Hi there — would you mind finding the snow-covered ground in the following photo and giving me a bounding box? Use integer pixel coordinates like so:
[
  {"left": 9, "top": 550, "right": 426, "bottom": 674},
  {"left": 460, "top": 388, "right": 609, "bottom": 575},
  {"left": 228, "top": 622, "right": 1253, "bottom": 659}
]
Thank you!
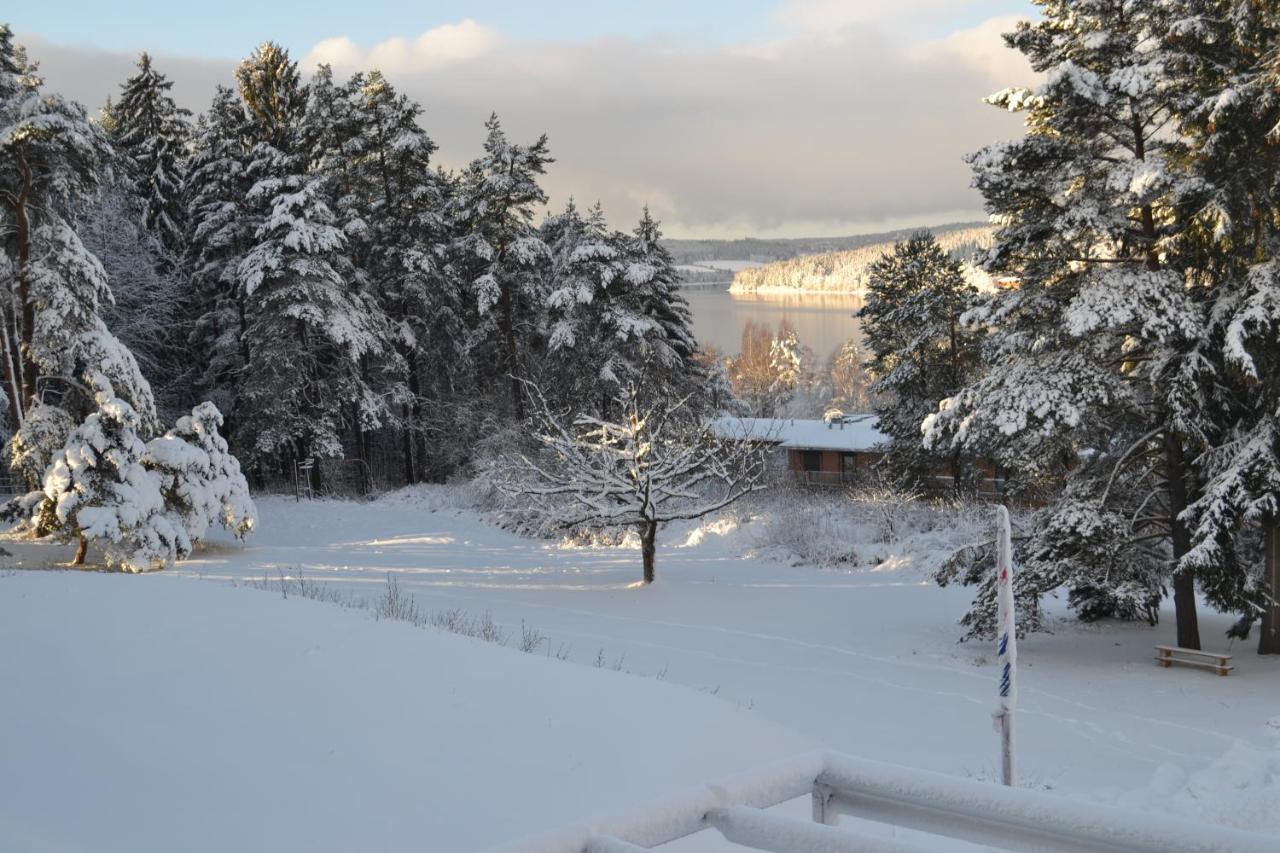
[
  {"left": 4, "top": 487, "right": 1279, "bottom": 849},
  {"left": 0, "top": 568, "right": 811, "bottom": 852}
]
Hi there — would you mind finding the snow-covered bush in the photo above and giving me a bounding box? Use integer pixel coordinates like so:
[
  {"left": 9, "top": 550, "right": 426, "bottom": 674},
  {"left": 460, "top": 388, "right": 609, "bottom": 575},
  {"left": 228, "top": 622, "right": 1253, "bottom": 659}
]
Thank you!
[
  {"left": 753, "top": 483, "right": 988, "bottom": 574},
  {"left": 34, "top": 374, "right": 189, "bottom": 571},
  {"left": 144, "top": 401, "right": 257, "bottom": 541},
  {"left": 6, "top": 404, "right": 75, "bottom": 492}
]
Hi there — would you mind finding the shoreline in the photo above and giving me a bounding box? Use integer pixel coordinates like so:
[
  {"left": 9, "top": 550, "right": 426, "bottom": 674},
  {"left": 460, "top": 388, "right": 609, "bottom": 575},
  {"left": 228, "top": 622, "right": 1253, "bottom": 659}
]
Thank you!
[{"left": 724, "top": 285, "right": 869, "bottom": 297}]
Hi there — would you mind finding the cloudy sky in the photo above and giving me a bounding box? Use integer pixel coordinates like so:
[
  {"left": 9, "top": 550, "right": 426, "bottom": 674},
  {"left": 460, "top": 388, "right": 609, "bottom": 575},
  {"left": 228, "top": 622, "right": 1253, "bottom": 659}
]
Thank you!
[{"left": 10, "top": 1, "right": 1035, "bottom": 239}]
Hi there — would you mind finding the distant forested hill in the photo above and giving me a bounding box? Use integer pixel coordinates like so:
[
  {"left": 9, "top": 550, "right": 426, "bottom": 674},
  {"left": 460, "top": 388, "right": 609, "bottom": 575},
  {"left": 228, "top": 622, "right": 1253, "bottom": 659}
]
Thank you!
[
  {"left": 663, "top": 222, "right": 990, "bottom": 266},
  {"left": 727, "top": 225, "right": 994, "bottom": 294}
]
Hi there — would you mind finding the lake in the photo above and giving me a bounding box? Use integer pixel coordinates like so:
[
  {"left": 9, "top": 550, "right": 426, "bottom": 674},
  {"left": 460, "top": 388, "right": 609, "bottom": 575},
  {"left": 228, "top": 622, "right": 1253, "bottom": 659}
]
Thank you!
[{"left": 682, "top": 287, "right": 864, "bottom": 359}]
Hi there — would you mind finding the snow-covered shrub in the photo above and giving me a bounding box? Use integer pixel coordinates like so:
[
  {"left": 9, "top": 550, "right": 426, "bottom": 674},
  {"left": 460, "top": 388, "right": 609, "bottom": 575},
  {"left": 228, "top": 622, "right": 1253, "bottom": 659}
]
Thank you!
[
  {"left": 35, "top": 374, "right": 189, "bottom": 571},
  {"left": 6, "top": 404, "right": 75, "bottom": 492},
  {"left": 754, "top": 483, "right": 987, "bottom": 574},
  {"left": 145, "top": 401, "right": 257, "bottom": 541}
]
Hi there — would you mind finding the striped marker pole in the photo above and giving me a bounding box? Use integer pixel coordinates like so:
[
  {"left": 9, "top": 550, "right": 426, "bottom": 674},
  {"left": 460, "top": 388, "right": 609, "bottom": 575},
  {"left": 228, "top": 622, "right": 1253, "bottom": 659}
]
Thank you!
[{"left": 995, "top": 505, "right": 1017, "bottom": 787}]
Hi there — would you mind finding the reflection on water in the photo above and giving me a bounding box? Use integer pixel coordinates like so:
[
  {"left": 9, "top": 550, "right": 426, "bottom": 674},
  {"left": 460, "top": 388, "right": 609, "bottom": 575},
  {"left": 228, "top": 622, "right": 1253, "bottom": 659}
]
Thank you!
[{"left": 682, "top": 287, "right": 864, "bottom": 359}]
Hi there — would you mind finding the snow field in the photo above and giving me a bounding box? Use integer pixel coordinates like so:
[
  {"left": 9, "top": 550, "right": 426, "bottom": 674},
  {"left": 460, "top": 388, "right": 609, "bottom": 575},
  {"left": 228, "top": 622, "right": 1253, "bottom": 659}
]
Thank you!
[
  {"left": 4, "top": 486, "right": 1280, "bottom": 848},
  {"left": 0, "top": 569, "right": 812, "bottom": 852}
]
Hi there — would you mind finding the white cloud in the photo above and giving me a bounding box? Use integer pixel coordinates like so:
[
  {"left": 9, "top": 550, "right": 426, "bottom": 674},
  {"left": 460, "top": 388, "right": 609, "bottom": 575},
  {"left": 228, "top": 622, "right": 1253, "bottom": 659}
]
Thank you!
[
  {"left": 21, "top": 12, "right": 1034, "bottom": 239},
  {"left": 776, "top": 0, "right": 986, "bottom": 33},
  {"left": 908, "top": 15, "right": 1032, "bottom": 85},
  {"left": 303, "top": 19, "right": 501, "bottom": 74}
]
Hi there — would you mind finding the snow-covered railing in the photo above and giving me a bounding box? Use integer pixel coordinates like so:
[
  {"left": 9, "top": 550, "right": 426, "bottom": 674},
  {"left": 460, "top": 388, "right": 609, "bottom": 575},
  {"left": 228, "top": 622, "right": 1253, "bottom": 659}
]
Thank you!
[{"left": 483, "top": 750, "right": 1273, "bottom": 853}]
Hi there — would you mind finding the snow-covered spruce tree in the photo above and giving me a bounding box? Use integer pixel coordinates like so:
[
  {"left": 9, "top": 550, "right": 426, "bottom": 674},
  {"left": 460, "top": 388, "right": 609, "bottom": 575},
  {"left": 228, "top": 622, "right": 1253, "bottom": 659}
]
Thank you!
[
  {"left": 617, "top": 208, "right": 702, "bottom": 400},
  {"left": 236, "top": 164, "right": 392, "bottom": 468},
  {"left": 1167, "top": 1, "right": 1280, "bottom": 652},
  {"left": 543, "top": 201, "right": 636, "bottom": 415},
  {"left": 295, "top": 65, "right": 404, "bottom": 484},
  {"left": 450, "top": 114, "right": 553, "bottom": 422},
  {"left": 232, "top": 44, "right": 394, "bottom": 475},
  {"left": 145, "top": 401, "right": 256, "bottom": 542},
  {"left": 491, "top": 385, "right": 767, "bottom": 584},
  {"left": 35, "top": 374, "right": 186, "bottom": 570},
  {"left": 108, "top": 52, "right": 191, "bottom": 260},
  {"left": 859, "top": 230, "right": 984, "bottom": 493},
  {"left": 768, "top": 326, "right": 803, "bottom": 414},
  {"left": 923, "top": 2, "right": 1219, "bottom": 643},
  {"left": 185, "top": 85, "right": 253, "bottom": 424}
]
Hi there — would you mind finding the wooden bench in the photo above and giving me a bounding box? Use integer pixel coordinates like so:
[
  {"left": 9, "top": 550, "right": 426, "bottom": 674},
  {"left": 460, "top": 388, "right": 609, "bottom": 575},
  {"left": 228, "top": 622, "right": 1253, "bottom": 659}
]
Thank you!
[{"left": 1155, "top": 645, "right": 1233, "bottom": 676}]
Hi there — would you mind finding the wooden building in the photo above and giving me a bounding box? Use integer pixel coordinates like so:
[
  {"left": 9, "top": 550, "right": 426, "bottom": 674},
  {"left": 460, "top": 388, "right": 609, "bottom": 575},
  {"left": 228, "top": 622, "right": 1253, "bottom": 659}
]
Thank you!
[
  {"left": 712, "top": 415, "right": 889, "bottom": 487},
  {"left": 713, "top": 414, "right": 1006, "bottom": 496}
]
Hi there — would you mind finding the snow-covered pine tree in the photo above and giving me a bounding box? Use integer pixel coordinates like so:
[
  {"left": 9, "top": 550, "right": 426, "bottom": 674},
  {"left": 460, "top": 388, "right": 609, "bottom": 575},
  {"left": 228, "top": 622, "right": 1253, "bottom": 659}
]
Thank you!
[
  {"left": 235, "top": 42, "right": 304, "bottom": 152},
  {"left": 302, "top": 67, "right": 464, "bottom": 484},
  {"left": 108, "top": 52, "right": 191, "bottom": 261},
  {"left": 859, "top": 230, "right": 983, "bottom": 493},
  {"left": 348, "top": 71, "right": 459, "bottom": 482},
  {"left": 145, "top": 401, "right": 257, "bottom": 542},
  {"left": 35, "top": 373, "right": 187, "bottom": 570},
  {"left": 185, "top": 85, "right": 253, "bottom": 424},
  {"left": 450, "top": 114, "right": 553, "bottom": 421},
  {"left": 27, "top": 221, "right": 160, "bottom": 430},
  {"left": 232, "top": 43, "right": 393, "bottom": 475},
  {"left": 923, "top": 2, "right": 1219, "bottom": 642},
  {"left": 1165, "top": 0, "right": 1280, "bottom": 652},
  {"left": 1, "top": 25, "right": 159, "bottom": 493},
  {"left": 296, "top": 65, "right": 402, "bottom": 483}
]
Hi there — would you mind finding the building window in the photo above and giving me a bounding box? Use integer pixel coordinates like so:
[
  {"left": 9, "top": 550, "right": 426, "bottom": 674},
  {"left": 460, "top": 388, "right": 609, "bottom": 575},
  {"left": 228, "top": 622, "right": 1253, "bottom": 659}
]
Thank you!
[{"left": 802, "top": 450, "right": 822, "bottom": 472}]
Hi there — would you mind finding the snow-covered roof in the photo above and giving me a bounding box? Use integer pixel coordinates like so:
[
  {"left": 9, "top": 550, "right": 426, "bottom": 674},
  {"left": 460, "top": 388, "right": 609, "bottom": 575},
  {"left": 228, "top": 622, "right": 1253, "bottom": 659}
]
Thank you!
[{"left": 712, "top": 415, "right": 888, "bottom": 452}]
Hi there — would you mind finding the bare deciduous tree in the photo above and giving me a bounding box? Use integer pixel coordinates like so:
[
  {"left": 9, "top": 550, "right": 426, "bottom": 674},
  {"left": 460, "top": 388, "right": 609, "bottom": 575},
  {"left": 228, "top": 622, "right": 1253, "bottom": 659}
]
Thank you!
[{"left": 492, "top": 385, "right": 767, "bottom": 584}]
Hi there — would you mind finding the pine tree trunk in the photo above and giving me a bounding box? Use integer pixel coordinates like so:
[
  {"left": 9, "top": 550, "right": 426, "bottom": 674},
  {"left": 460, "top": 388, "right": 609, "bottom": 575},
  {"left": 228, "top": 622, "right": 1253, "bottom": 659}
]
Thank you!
[
  {"left": 404, "top": 349, "right": 424, "bottom": 484},
  {"left": 350, "top": 401, "right": 369, "bottom": 495},
  {"left": 73, "top": 534, "right": 88, "bottom": 566},
  {"left": 497, "top": 281, "right": 524, "bottom": 421},
  {"left": 1260, "top": 525, "right": 1280, "bottom": 655},
  {"left": 0, "top": 309, "right": 23, "bottom": 435},
  {"left": 1164, "top": 432, "right": 1201, "bottom": 650},
  {"left": 399, "top": 402, "right": 417, "bottom": 487},
  {"left": 640, "top": 520, "right": 658, "bottom": 585},
  {"left": 13, "top": 147, "right": 35, "bottom": 413}
]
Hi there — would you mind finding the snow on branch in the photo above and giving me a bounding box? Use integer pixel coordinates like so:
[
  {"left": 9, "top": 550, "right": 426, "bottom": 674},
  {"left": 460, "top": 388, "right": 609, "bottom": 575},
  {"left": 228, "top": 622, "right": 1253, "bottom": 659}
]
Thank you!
[{"left": 487, "top": 383, "right": 769, "bottom": 583}]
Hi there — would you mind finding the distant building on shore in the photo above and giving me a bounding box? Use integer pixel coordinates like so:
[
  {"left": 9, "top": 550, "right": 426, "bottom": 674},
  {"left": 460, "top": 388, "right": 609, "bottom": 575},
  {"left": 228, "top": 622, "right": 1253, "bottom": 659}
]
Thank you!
[{"left": 712, "top": 414, "right": 1005, "bottom": 496}]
